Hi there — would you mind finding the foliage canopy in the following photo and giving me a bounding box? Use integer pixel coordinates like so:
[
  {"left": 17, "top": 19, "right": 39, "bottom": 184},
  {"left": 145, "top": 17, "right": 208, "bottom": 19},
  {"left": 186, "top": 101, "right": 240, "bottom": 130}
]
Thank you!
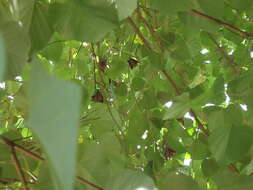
[{"left": 1, "top": 0, "right": 253, "bottom": 190}]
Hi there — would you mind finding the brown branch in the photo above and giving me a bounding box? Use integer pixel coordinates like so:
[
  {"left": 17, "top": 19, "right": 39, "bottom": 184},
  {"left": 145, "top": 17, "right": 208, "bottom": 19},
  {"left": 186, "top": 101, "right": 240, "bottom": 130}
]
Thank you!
[
  {"left": 0, "top": 136, "right": 45, "bottom": 162},
  {"left": 127, "top": 17, "right": 152, "bottom": 50},
  {"left": 76, "top": 176, "right": 103, "bottom": 190},
  {"left": 128, "top": 13, "right": 209, "bottom": 136},
  {"left": 0, "top": 136, "right": 102, "bottom": 190},
  {"left": 189, "top": 9, "right": 253, "bottom": 38},
  {"left": 207, "top": 33, "right": 239, "bottom": 74},
  {"left": 161, "top": 70, "right": 181, "bottom": 95},
  {"left": 161, "top": 70, "right": 209, "bottom": 136},
  {"left": 10, "top": 147, "right": 29, "bottom": 190},
  {"left": 133, "top": 6, "right": 239, "bottom": 174},
  {"left": 0, "top": 178, "right": 19, "bottom": 184},
  {"left": 228, "top": 163, "right": 239, "bottom": 174}
]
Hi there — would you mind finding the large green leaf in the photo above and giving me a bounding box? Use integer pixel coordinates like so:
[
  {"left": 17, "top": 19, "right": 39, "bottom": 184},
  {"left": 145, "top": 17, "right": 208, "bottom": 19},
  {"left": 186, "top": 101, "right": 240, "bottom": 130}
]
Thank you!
[
  {"left": 213, "top": 169, "right": 253, "bottom": 190},
  {"left": 28, "top": 2, "right": 53, "bottom": 53},
  {"left": 0, "top": 34, "right": 5, "bottom": 81},
  {"left": 116, "top": 0, "right": 137, "bottom": 20},
  {"left": 157, "top": 172, "right": 202, "bottom": 190},
  {"left": 12, "top": 0, "right": 35, "bottom": 30},
  {"left": 163, "top": 93, "right": 191, "bottom": 120},
  {"left": 28, "top": 63, "right": 81, "bottom": 190},
  {"left": 53, "top": 0, "right": 119, "bottom": 42},
  {"left": 209, "top": 124, "right": 253, "bottom": 165},
  {"left": 0, "top": 1, "right": 13, "bottom": 23},
  {"left": 196, "top": 0, "right": 225, "bottom": 19},
  {"left": 0, "top": 21, "right": 30, "bottom": 78},
  {"left": 79, "top": 133, "right": 126, "bottom": 186},
  {"left": 151, "top": 0, "right": 194, "bottom": 15},
  {"left": 105, "top": 169, "right": 157, "bottom": 190},
  {"left": 178, "top": 12, "right": 219, "bottom": 39}
]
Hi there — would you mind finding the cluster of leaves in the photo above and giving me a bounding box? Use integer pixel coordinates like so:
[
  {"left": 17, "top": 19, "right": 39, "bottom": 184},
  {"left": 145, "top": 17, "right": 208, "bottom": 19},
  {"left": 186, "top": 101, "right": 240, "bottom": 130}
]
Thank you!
[{"left": 1, "top": 0, "right": 253, "bottom": 190}]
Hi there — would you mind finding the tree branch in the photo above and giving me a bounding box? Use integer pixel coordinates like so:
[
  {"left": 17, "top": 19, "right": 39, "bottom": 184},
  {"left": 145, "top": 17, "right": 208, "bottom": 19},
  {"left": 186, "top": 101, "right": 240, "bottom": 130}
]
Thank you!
[
  {"left": 0, "top": 136, "right": 44, "bottom": 162},
  {"left": 137, "top": 9, "right": 163, "bottom": 49},
  {"left": 161, "top": 70, "right": 209, "bottom": 136},
  {"left": 10, "top": 146, "right": 29, "bottom": 190},
  {"left": 189, "top": 9, "right": 253, "bottom": 39},
  {"left": 0, "top": 136, "right": 103, "bottom": 190},
  {"left": 127, "top": 17, "right": 152, "bottom": 50},
  {"left": 161, "top": 70, "right": 181, "bottom": 96},
  {"left": 127, "top": 15, "right": 209, "bottom": 136}
]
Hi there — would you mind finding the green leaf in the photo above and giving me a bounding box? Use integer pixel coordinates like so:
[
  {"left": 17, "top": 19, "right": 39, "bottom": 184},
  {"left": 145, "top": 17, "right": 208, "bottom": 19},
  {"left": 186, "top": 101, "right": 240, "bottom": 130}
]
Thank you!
[
  {"left": 105, "top": 169, "right": 157, "bottom": 190},
  {"left": 107, "top": 58, "right": 128, "bottom": 80},
  {"left": 28, "top": 63, "right": 81, "bottom": 190},
  {"left": 209, "top": 125, "right": 253, "bottom": 165},
  {"left": 9, "top": 0, "right": 35, "bottom": 33},
  {"left": 0, "top": 34, "right": 5, "bottom": 81},
  {"left": 116, "top": 0, "right": 137, "bottom": 20},
  {"left": 152, "top": 0, "right": 194, "bottom": 15},
  {"left": 213, "top": 169, "right": 253, "bottom": 190},
  {"left": 201, "top": 158, "right": 220, "bottom": 178},
  {"left": 163, "top": 93, "right": 191, "bottom": 120},
  {"left": 196, "top": 0, "right": 225, "bottom": 19},
  {"left": 191, "top": 139, "right": 210, "bottom": 160},
  {"left": 157, "top": 172, "right": 202, "bottom": 190},
  {"left": 131, "top": 77, "right": 146, "bottom": 91},
  {"left": 0, "top": 21, "right": 30, "bottom": 79},
  {"left": 126, "top": 110, "right": 148, "bottom": 146},
  {"left": 79, "top": 133, "right": 126, "bottom": 186},
  {"left": 34, "top": 164, "right": 57, "bottom": 190},
  {"left": 178, "top": 12, "right": 219, "bottom": 39},
  {"left": 53, "top": 0, "right": 119, "bottom": 42},
  {"left": 28, "top": 2, "right": 53, "bottom": 53}
]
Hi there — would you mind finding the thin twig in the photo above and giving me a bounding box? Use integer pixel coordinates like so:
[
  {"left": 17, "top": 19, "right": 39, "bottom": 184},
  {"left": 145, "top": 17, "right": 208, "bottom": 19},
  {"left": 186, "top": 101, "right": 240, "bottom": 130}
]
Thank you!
[
  {"left": 127, "top": 17, "right": 152, "bottom": 50},
  {"left": 45, "top": 40, "right": 66, "bottom": 47},
  {"left": 76, "top": 42, "right": 84, "bottom": 56},
  {"left": 91, "top": 44, "right": 97, "bottom": 91},
  {"left": 10, "top": 146, "right": 29, "bottom": 190},
  {"left": 189, "top": 9, "right": 253, "bottom": 38},
  {"left": 76, "top": 176, "right": 103, "bottom": 190}
]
